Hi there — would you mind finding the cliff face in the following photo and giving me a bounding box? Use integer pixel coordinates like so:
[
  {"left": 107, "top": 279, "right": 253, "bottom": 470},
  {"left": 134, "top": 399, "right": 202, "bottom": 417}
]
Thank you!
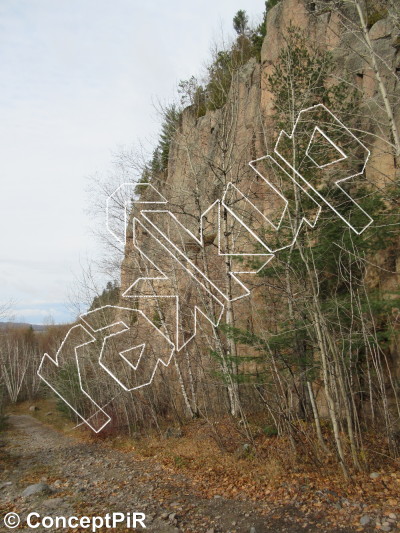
[
  {"left": 120, "top": 0, "right": 400, "bottom": 419},
  {"left": 122, "top": 0, "right": 399, "bottom": 296},
  {"left": 128, "top": 0, "right": 399, "bottom": 228}
]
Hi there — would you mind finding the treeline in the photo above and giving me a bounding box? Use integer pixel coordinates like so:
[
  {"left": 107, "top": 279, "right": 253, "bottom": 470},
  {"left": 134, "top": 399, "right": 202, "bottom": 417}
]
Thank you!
[
  {"left": 5, "top": 0, "right": 400, "bottom": 479},
  {"left": 0, "top": 325, "right": 69, "bottom": 411},
  {"left": 102, "top": 0, "right": 399, "bottom": 477}
]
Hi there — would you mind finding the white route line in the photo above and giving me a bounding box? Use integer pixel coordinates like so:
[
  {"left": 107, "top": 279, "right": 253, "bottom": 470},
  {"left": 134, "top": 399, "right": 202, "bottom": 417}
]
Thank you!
[
  {"left": 273, "top": 103, "right": 373, "bottom": 235},
  {"left": 80, "top": 305, "right": 175, "bottom": 391},
  {"left": 106, "top": 183, "right": 167, "bottom": 246},
  {"left": 123, "top": 216, "right": 225, "bottom": 352},
  {"left": 37, "top": 324, "right": 111, "bottom": 433},
  {"left": 39, "top": 104, "right": 374, "bottom": 432}
]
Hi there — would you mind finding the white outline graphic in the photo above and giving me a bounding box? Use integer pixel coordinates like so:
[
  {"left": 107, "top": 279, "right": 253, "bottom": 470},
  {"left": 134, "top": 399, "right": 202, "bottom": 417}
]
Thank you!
[
  {"left": 273, "top": 104, "right": 373, "bottom": 235},
  {"left": 106, "top": 183, "right": 167, "bottom": 245},
  {"left": 38, "top": 104, "right": 374, "bottom": 432},
  {"left": 229, "top": 158, "right": 322, "bottom": 254},
  {"left": 81, "top": 305, "right": 175, "bottom": 391},
  {"left": 37, "top": 324, "right": 112, "bottom": 433},
  {"left": 122, "top": 216, "right": 225, "bottom": 352},
  {"left": 305, "top": 126, "right": 347, "bottom": 168}
]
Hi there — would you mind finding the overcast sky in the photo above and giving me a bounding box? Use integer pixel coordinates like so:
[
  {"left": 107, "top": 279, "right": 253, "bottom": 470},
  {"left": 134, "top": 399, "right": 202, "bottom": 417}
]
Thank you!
[{"left": 0, "top": 0, "right": 264, "bottom": 324}]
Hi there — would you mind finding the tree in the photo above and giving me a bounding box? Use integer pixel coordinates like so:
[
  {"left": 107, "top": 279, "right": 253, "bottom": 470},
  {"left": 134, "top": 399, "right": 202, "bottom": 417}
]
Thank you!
[
  {"left": 233, "top": 10, "right": 249, "bottom": 36},
  {"left": 158, "top": 104, "right": 182, "bottom": 171}
]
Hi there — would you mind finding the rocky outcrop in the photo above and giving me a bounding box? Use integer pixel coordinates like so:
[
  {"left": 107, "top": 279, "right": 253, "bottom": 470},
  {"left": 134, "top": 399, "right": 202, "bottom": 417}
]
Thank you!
[{"left": 120, "top": 0, "right": 400, "bottom": 413}]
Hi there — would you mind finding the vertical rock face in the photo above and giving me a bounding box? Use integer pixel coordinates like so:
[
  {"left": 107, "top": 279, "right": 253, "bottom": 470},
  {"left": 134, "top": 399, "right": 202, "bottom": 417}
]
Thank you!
[
  {"left": 120, "top": 0, "right": 400, "bottom": 406},
  {"left": 122, "top": 0, "right": 399, "bottom": 286},
  {"left": 158, "top": 0, "right": 397, "bottom": 204}
]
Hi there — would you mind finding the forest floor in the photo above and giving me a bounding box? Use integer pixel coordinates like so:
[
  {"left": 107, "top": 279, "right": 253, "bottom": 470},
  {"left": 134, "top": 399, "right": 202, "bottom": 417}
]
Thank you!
[{"left": 0, "top": 405, "right": 399, "bottom": 532}]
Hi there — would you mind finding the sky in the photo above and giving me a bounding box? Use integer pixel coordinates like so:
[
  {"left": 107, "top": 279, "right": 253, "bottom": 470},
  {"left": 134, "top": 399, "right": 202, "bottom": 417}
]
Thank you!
[{"left": 0, "top": 0, "right": 265, "bottom": 324}]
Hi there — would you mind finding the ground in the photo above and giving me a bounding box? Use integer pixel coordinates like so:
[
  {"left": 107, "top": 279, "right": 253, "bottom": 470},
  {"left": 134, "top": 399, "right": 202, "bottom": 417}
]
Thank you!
[{"left": 0, "top": 409, "right": 398, "bottom": 532}]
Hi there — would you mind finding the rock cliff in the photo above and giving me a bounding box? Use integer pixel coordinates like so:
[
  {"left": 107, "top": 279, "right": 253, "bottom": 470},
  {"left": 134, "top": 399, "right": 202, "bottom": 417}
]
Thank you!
[{"left": 119, "top": 0, "right": 400, "bottom": 425}]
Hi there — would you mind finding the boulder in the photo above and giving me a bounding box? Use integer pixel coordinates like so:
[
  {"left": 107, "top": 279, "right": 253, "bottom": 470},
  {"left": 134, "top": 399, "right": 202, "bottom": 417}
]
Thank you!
[
  {"left": 369, "top": 19, "right": 392, "bottom": 41},
  {"left": 22, "top": 482, "right": 51, "bottom": 498}
]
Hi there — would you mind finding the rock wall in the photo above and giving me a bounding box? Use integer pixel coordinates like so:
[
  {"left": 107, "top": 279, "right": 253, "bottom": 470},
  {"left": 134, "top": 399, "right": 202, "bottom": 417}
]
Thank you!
[{"left": 120, "top": 0, "right": 400, "bottom": 413}]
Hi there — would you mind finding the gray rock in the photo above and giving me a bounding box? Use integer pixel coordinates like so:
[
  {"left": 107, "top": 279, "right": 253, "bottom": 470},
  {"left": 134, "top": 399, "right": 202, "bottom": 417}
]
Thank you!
[
  {"left": 0, "top": 482, "right": 12, "bottom": 489},
  {"left": 206, "top": 529, "right": 215, "bottom": 533},
  {"left": 360, "top": 515, "right": 372, "bottom": 526},
  {"left": 22, "top": 482, "right": 51, "bottom": 498},
  {"left": 45, "top": 412, "right": 53, "bottom": 416},
  {"left": 389, "top": 513, "right": 397, "bottom": 520},
  {"left": 29, "top": 406, "right": 39, "bottom": 412},
  {"left": 42, "top": 498, "right": 64, "bottom": 508},
  {"left": 250, "top": 528, "right": 257, "bottom": 533},
  {"left": 370, "top": 472, "right": 380, "bottom": 479},
  {"left": 369, "top": 19, "right": 392, "bottom": 41},
  {"left": 381, "top": 526, "right": 391, "bottom": 532}
]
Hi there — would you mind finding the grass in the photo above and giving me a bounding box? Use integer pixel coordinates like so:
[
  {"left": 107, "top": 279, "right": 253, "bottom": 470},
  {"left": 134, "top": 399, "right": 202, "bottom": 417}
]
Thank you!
[{"left": 6, "top": 398, "right": 85, "bottom": 434}]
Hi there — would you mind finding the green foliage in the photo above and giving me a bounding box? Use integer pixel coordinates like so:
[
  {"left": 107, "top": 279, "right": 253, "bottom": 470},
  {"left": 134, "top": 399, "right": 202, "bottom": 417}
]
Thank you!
[
  {"left": 251, "top": 5, "right": 267, "bottom": 60},
  {"left": 176, "top": 3, "right": 280, "bottom": 118},
  {"left": 185, "top": 5, "right": 274, "bottom": 113},
  {"left": 206, "top": 50, "right": 235, "bottom": 111},
  {"left": 233, "top": 10, "right": 249, "bottom": 35},
  {"left": 251, "top": 0, "right": 282, "bottom": 59},
  {"left": 216, "top": 26, "right": 400, "bottom": 416},
  {"left": 268, "top": 26, "right": 353, "bottom": 130},
  {"left": 54, "top": 363, "right": 84, "bottom": 421},
  {"left": 178, "top": 76, "right": 207, "bottom": 118},
  {"left": 206, "top": 36, "right": 255, "bottom": 111},
  {"left": 367, "top": 8, "right": 388, "bottom": 28},
  {"left": 267, "top": 0, "right": 281, "bottom": 8},
  {"left": 144, "top": 2, "right": 276, "bottom": 182},
  {"left": 134, "top": 171, "right": 150, "bottom": 195},
  {"left": 173, "top": 454, "right": 189, "bottom": 468},
  {"left": 159, "top": 104, "right": 181, "bottom": 171},
  {"left": 263, "top": 424, "right": 278, "bottom": 437},
  {"left": 365, "top": 0, "right": 388, "bottom": 28},
  {"left": 143, "top": 104, "right": 182, "bottom": 180},
  {"left": 152, "top": 309, "right": 164, "bottom": 329},
  {"left": 89, "top": 280, "right": 120, "bottom": 311}
]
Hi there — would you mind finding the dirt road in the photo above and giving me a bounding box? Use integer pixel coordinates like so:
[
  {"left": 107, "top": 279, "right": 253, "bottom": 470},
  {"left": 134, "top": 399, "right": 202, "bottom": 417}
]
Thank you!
[{"left": 0, "top": 415, "right": 359, "bottom": 532}]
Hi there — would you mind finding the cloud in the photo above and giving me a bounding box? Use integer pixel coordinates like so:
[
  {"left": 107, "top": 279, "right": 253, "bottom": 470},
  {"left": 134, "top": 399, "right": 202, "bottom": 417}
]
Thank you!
[{"left": 0, "top": 0, "right": 263, "bottom": 323}]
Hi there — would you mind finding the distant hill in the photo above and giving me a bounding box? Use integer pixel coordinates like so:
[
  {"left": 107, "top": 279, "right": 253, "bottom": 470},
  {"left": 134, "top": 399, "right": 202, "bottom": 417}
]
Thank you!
[{"left": 0, "top": 322, "right": 48, "bottom": 331}]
